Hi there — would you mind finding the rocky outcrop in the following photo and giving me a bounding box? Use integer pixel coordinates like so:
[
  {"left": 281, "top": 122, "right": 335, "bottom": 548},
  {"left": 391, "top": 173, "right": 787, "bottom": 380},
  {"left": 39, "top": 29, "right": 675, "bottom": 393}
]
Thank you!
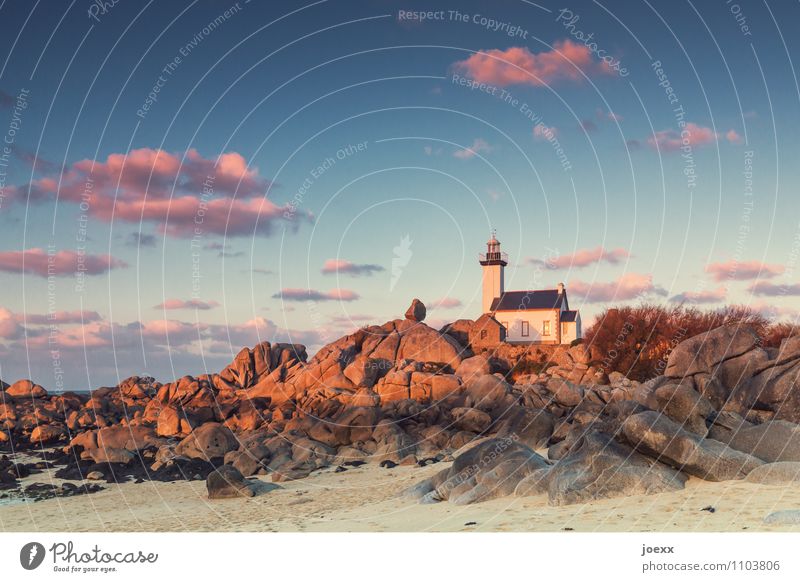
[
  {"left": 405, "top": 438, "right": 548, "bottom": 505},
  {"left": 515, "top": 431, "right": 686, "bottom": 505},
  {"left": 665, "top": 324, "right": 761, "bottom": 379},
  {"left": 622, "top": 411, "right": 763, "bottom": 481},
  {"left": 5, "top": 379, "right": 47, "bottom": 399},
  {"left": 175, "top": 423, "right": 239, "bottom": 461},
  {"left": 206, "top": 465, "right": 255, "bottom": 499},
  {"left": 4, "top": 310, "right": 800, "bottom": 510},
  {"left": 405, "top": 298, "right": 426, "bottom": 322}
]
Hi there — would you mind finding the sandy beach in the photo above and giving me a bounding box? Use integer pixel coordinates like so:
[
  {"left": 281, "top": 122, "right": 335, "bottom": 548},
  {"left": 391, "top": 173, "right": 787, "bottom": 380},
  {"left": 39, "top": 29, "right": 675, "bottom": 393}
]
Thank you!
[{"left": 3, "top": 458, "right": 800, "bottom": 533}]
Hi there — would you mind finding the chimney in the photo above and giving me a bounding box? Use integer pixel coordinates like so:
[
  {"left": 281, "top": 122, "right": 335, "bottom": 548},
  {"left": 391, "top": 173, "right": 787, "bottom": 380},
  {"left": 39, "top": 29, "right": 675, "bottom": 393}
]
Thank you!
[{"left": 557, "top": 282, "right": 565, "bottom": 295}]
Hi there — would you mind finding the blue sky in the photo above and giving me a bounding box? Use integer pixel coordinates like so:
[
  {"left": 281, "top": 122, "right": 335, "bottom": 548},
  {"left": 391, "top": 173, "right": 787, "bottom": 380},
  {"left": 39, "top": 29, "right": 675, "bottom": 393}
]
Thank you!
[{"left": 0, "top": 0, "right": 798, "bottom": 388}]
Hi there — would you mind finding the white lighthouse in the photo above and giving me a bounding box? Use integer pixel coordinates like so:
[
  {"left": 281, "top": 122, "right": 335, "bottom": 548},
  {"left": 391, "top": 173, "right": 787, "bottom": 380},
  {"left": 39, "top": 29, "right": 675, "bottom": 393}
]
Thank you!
[{"left": 479, "top": 231, "right": 507, "bottom": 313}]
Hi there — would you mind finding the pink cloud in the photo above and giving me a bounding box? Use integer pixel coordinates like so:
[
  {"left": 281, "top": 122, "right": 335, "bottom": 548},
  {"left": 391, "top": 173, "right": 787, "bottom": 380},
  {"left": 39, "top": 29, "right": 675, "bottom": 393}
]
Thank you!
[
  {"left": 647, "top": 123, "right": 729, "bottom": 151},
  {"left": 533, "top": 124, "right": 558, "bottom": 140},
  {"left": 0, "top": 308, "right": 102, "bottom": 340},
  {"left": 21, "top": 310, "right": 103, "bottom": 324},
  {"left": 531, "top": 246, "right": 630, "bottom": 269},
  {"left": 705, "top": 260, "right": 785, "bottom": 282},
  {"left": 321, "top": 259, "right": 385, "bottom": 276},
  {"left": 748, "top": 281, "right": 800, "bottom": 297},
  {"left": 726, "top": 129, "right": 744, "bottom": 145},
  {"left": 569, "top": 273, "right": 663, "bottom": 303},
  {"left": 155, "top": 299, "right": 220, "bottom": 310},
  {"left": 0, "top": 308, "right": 24, "bottom": 340},
  {"left": 453, "top": 138, "right": 491, "bottom": 159},
  {"left": 272, "top": 288, "right": 360, "bottom": 302},
  {"left": 0, "top": 248, "right": 127, "bottom": 277},
  {"left": 750, "top": 301, "right": 799, "bottom": 320},
  {"left": 429, "top": 297, "right": 463, "bottom": 310},
  {"left": 669, "top": 286, "right": 727, "bottom": 304},
  {"left": 7, "top": 148, "right": 312, "bottom": 238},
  {"left": 453, "top": 41, "right": 613, "bottom": 87}
]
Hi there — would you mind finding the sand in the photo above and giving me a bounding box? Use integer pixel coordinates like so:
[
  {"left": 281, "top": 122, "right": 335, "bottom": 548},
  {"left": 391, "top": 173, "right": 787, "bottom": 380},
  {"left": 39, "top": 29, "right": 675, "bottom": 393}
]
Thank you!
[{"left": 3, "top": 459, "right": 800, "bottom": 532}]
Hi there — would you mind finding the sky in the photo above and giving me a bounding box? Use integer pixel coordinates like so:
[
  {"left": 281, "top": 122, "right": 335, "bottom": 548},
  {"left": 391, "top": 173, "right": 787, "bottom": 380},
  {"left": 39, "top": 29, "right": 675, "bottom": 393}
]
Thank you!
[{"left": 0, "top": 0, "right": 798, "bottom": 389}]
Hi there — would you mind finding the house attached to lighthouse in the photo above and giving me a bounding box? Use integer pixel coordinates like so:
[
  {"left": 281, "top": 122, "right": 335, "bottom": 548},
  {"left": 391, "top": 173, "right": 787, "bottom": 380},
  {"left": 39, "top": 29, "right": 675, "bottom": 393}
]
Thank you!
[{"left": 479, "top": 233, "right": 582, "bottom": 345}]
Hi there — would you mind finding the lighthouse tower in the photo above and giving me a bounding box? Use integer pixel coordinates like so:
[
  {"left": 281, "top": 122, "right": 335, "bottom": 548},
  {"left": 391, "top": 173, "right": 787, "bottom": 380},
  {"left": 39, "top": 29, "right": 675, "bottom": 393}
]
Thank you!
[{"left": 479, "top": 231, "right": 507, "bottom": 313}]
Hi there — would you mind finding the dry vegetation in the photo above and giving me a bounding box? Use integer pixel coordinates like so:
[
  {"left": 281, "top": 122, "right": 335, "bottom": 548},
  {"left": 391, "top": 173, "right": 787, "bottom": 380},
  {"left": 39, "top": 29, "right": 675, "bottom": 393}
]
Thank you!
[{"left": 584, "top": 304, "right": 799, "bottom": 381}]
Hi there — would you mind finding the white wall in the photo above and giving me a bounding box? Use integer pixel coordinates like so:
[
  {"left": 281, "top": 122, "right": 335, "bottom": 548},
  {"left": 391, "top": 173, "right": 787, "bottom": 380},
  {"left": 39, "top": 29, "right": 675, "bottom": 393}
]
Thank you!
[
  {"left": 560, "top": 314, "right": 582, "bottom": 344},
  {"left": 495, "top": 309, "right": 560, "bottom": 343},
  {"left": 481, "top": 264, "right": 504, "bottom": 313}
]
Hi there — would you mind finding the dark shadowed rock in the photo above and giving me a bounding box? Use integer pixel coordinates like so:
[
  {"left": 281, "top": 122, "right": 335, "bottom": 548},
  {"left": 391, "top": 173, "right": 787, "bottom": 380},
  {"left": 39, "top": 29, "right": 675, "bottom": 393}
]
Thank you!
[
  {"left": 653, "top": 382, "right": 716, "bottom": 436},
  {"left": 622, "top": 411, "right": 763, "bottom": 481},
  {"left": 451, "top": 407, "right": 491, "bottom": 433},
  {"left": 709, "top": 414, "right": 800, "bottom": 463},
  {"left": 405, "top": 438, "right": 548, "bottom": 505},
  {"left": 207, "top": 465, "right": 254, "bottom": 499},
  {"left": 492, "top": 406, "right": 555, "bottom": 449},
  {"left": 176, "top": 422, "right": 239, "bottom": 461},
  {"left": 516, "top": 431, "right": 686, "bottom": 505},
  {"left": 405, "top": 299, "right": 426, "bottom": 322},
  {"left": 464, "top": 374, "right": 511, "bottom": 411}
]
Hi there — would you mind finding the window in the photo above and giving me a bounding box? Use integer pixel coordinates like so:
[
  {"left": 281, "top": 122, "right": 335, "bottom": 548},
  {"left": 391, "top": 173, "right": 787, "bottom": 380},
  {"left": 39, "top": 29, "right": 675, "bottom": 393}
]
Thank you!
[
  {"left": 543, "top": 320, "right": 551, "bottom": 336},
  {"left": 480, "top": 330, "right": 487, "bottom": 339},
  {"left": 562, "top": 322, "right": 568, "bottom": 336},
  {"left": 521, "top": 321, "right": 529, "bottom": 337}
]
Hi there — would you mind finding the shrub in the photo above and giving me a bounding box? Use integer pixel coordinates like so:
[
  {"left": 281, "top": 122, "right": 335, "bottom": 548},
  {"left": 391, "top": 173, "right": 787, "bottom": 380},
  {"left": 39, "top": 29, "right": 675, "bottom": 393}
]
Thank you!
[{"left": 584, "top": 303, "right": 789, "bottom": 381}]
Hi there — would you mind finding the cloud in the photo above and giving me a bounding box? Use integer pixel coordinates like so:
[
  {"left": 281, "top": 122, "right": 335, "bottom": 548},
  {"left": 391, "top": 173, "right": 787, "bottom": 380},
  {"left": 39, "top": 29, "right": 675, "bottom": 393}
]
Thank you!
[
  {"left": 533, "top": 124, "right": 558, "bottom": 140},
  {"left": 705, "top": 260, "right": 785, "bottom": 282},
  {"left": 726, "top": 129, "right": 744, "bottom": 144},
  {"left": 272, "top": 288, "right": 360, "bottom": 302},
  {"left": 530, "top": 246, "right": 630, "bottom": 269},
  {"left": 329, "top": 314, "right": 377, "bottom": 326},
  {"left": 321, "top": 259, "right": 385, "bottom": 277},
  {"left": 453, "top": 138, "right": 492, "bottom": 159},
  {"left": 6, "top": 148, "right": 312, "bottom": 238},
  {"left": 0, "top": 309, "right": 324, "bottom": 388},
  {"left": 249, "top": 268, "right": 274, "bottom": 276},
  {"left": 0, "top": 308, "right": 25, "bottom": 340},
  {"left": 0, "top": 308, "right": 102, "bottom": 340},
  {"left": 154, "top": 299, "right": 220, "bottom": 310},
  {"left": 750, "top": 301, "right": 799, "bottom": 320},
  {"left": 13, "top": 148, "right": 59, "bottom": 174},
  {"left": 748, "top": 281, "right": 800, "bottom": 297},
  {"left": 487, "top": 189, "right": 503, "bottom": 202},
  {"left": 429, "top": 297, "right": 463, "bottom": 310},
  {"left": 125, "top": 232, "right": 157, "bottom": 248},
  {"left": 579, "top": 119, "right": 598, "bottom": 132},
  {"left": 452, "top": 41, "right": 614, "bottom": 87},
  {"left": 22, "top": 310, "right": 103, "bottom": 325},
  {"left": 0, "top": 89, "right": 14, "bottom": 108},
  {"left": 602, "top": 109, "right": 623, "bottom": 122},
  {"left": 646, "top": 123, "right": 740, "bottom": 152},
  {"left": 0, "top": 248, "right": 127, "bottom": 277},
  {"left": 569, "top": 273, "right": 664, "bottom": 303},
  {"left": 669, "top": 286, "right": 727, "bottom": 304}
]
